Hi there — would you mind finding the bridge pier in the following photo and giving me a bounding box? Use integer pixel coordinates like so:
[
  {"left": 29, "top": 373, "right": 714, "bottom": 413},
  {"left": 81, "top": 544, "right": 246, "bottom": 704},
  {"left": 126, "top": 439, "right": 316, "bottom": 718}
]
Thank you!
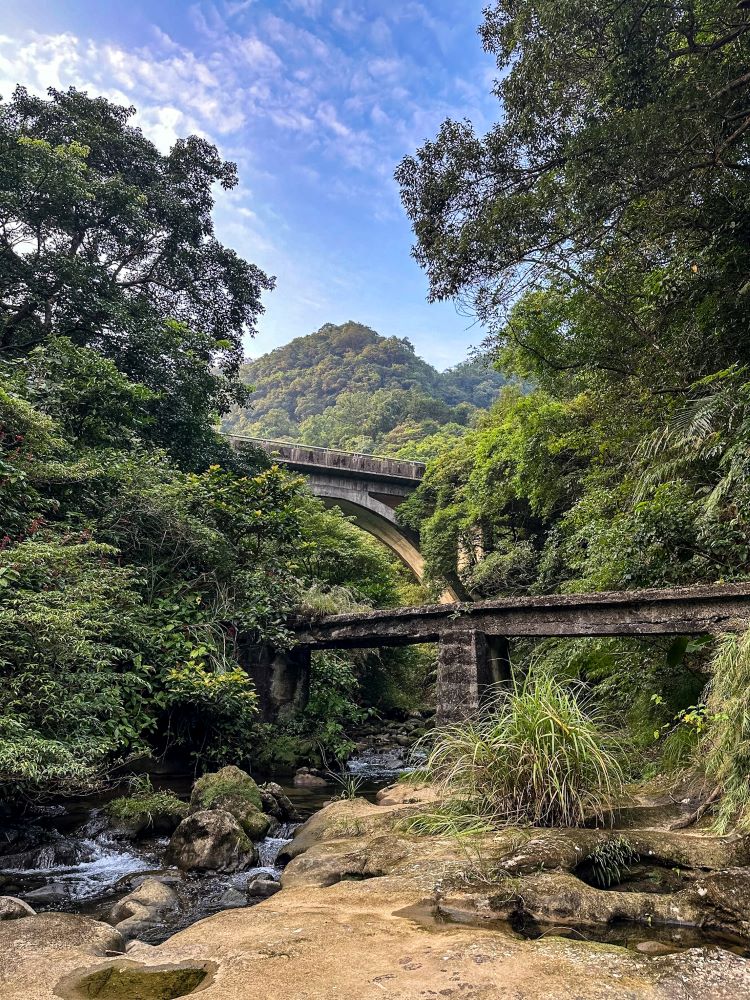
[
  {"left": 436, "top": 630, "right": 511, "bottom": 722},
  {"left": 240, "top": 642, "right": 310, "bottom": 723}
]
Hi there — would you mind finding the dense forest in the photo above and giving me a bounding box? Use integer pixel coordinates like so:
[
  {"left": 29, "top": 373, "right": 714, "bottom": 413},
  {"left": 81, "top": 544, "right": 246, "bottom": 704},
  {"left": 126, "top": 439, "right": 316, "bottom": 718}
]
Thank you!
[
  {"left": 222, "top": 321, "right": 507, "bottom": 458},
  {"left": 395, "top": 0, "right": 750, "bottom": 829},
  {"left": 0, "top": 87, "right": 424, "bottom": 799}
]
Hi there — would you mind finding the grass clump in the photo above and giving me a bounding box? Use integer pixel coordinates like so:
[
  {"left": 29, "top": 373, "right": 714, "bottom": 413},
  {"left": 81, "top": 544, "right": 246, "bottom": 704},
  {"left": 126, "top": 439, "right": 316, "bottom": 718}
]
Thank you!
[
  {"left": 585, "top": 836, "right": 639, "bottom": 887},
  {"left": 701, "top": 630, "right": 750, "bottom": 833},
  {"left": 420, "top": 671, "right": 624, "bottom": 828}
]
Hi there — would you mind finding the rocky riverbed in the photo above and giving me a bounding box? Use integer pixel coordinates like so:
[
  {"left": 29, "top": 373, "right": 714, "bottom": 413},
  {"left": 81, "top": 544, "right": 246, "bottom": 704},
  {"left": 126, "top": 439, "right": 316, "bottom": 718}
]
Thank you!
[
  {"left": 0, "top": 743, "right": 415, "bottom": 945},
  {"left": 2, "top": 777, "right": 750, "bottom": 998}
]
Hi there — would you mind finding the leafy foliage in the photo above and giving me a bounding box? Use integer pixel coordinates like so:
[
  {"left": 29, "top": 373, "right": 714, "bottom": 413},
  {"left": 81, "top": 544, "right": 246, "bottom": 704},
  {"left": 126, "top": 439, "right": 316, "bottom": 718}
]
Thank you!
[{"left": 0, "top": 89, "right": 416, "bottom": 796}]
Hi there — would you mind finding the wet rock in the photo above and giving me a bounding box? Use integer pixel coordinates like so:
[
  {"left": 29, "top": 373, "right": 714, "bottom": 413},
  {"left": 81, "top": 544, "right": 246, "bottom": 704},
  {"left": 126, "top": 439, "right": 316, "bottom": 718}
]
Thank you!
[
  {"left": 107, "top": 878, "right": 179, "bottom": 940},
  {"left": 23, "top": 881, "right": 71, "bottom": 906},
  {"left": 247, "top": 874, "right": 281, "bottom": 899},
  {"left": 294, "top": 771, "right": 328, "bottom": 788},
  {"left": 217, "top": 888, "right": 247, "bottom": 908},
  {"left": 0, "top": 896, "right": 35, "bottom": 920},
  {"left": 635, "top": 939, "right": 678, "bottom": 955},
  {"left": 190, "top": 766, "right": 271, "bottom": 841},
  {"left": 260, "top": 782, "right": 302, "bottom": 822},
  {"left": 167, "top": 809, "right": 258, "bottom": 872}
]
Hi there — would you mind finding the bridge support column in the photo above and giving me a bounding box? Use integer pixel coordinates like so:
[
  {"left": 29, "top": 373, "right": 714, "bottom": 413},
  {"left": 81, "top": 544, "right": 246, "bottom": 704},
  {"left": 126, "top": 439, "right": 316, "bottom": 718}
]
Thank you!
[
  {"left": 240, "top": 642, "right": 310, "bottom": 722},
  {"left": 436, "top": 630, "right": 511, "bottom": 724}
]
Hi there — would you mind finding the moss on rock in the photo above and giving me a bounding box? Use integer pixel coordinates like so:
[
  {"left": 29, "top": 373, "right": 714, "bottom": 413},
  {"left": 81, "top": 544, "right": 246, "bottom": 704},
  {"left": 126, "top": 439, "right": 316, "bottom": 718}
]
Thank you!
[{"left": 189, "top": 766, "right": 270, "bottom": 841}]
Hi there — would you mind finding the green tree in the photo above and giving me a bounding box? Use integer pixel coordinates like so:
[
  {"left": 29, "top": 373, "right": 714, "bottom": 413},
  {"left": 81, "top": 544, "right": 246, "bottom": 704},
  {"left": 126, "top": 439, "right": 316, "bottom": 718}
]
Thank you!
[{"left": 0, "top": 86, "right": 273, "bottom": 467}]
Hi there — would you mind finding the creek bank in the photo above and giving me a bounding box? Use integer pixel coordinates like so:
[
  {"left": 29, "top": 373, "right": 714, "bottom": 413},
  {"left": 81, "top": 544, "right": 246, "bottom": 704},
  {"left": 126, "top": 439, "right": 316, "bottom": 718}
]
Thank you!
[
  {"left": 0, "top": 742, "right": 412, "bottom": 946},
  {"left": 3, "top": 792, "right": 750, "bottom": 999}
]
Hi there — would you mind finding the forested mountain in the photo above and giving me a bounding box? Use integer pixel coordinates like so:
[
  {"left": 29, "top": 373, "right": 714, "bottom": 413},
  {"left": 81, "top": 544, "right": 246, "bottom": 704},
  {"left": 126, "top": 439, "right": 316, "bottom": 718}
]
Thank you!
[{"left": 221, "top": 321, "right": 507, "bottom": 457}]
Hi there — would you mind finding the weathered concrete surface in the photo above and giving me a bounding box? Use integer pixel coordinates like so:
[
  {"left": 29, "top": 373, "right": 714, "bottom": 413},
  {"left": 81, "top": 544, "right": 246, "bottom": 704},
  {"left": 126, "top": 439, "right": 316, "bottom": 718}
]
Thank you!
[
  {"left": 291, "top": 583, "right": 750, "bottom": 648},
  {"left": 229, "top": 435, "right": 463, "bottom": 602},
  {"left": 227, "top": 436, "right": 425, "bottom": 484},
  {"left": 4, "top": 798, "right": 750, "bottom": 999},
  {"left": 239, "top": 642, "right": 310, "bottom": 723}
]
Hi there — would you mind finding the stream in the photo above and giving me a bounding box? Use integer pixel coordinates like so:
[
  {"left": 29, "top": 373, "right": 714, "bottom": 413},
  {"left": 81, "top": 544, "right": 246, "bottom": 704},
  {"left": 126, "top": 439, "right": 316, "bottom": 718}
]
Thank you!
[{"left": 0, "top": 747, "right": 406, "bottom": 944}]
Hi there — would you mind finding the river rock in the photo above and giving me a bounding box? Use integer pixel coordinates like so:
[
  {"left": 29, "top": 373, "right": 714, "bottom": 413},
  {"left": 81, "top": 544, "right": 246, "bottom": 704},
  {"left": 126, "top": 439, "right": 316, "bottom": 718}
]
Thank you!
[
  {"left": 635, "top": 940, "right": 678, "bottom": 955},
  {"left": 107, "top": 878, "right": 179, "bottom": 940},
  {"left": 294, "top": 771, "right": 327, "bottom": 787},
  {"left": 23, "top": 881, "right": 71, "bottom": 906},
  {"left": 260, "top": 781, "right": 302, "bottom": 822},
  {"left": 0, "top": 896, "right": 35, "bottom": 920},
  {"left": 218, "top": 888, "right": 247, "bottom": 908},
  {"left": 190, "top": 766, "right": 271, "bottom": 840},
  {"left": 247, "top": 873, "right": 281, "bottom": 898},
  {"left": 167, "top": 810, "right": 258, "bottom": 872}
]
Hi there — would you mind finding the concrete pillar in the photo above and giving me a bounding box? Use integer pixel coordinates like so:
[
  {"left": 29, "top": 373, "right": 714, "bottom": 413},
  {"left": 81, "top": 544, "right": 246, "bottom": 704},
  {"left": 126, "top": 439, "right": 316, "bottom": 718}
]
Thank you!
[
  {"left": 240, "top": 642, "right": 311, "bottom": 722},
  {"left": 436, "top": 630, "right": 510, "bottom": 724}
]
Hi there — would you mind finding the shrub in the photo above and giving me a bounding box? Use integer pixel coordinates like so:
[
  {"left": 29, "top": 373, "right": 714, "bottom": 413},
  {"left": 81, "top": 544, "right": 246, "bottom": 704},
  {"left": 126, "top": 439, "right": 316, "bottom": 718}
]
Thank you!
[{"left": 421, "top": 671, "right": 624, "bottom": 827}]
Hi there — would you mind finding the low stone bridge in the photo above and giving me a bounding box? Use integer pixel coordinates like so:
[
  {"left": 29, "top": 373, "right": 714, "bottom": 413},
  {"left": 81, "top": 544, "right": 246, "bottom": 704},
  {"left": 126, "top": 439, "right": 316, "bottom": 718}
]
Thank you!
[
  {"left": 228, "top": 435, "right": 461, "bottom": 601},
  {"left": 248, "top": 583, "right": 750, "bottom": 722}
]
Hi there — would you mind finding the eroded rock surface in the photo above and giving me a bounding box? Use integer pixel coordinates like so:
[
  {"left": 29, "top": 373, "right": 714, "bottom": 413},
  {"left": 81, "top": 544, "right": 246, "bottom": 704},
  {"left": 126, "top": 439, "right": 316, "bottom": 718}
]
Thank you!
[
  {"left": 3, "top": 792, "right": 750, "bottom": 999},
  {"left": 107, "top": 878, "right": 180, "bottom": 940}
]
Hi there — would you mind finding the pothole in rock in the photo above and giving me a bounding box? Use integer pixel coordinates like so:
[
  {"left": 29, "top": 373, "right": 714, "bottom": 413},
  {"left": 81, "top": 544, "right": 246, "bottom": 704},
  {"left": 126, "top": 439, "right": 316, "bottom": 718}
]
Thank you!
[
  {"left": 572, "top": 860, "right": 696, "bottom": 894},
  {"left": 510, "top": 914, "right": 750, "bottom": 958},
  {"left": 55, "top": 960, "right": 215, "bottom": 1000}
]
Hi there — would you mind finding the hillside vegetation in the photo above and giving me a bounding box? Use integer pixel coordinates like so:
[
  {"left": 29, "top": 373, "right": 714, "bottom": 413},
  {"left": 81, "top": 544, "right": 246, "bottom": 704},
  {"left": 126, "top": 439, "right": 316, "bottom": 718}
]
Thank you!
[{"left": 222, "top": 321, "right": 506, "bottom": 458}]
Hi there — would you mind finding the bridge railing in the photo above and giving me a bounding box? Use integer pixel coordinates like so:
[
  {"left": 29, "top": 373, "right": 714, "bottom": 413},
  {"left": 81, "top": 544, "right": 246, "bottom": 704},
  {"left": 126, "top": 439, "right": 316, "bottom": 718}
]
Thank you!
[{"left": 226, "top": 434, "right": 426, "bottom": 480}]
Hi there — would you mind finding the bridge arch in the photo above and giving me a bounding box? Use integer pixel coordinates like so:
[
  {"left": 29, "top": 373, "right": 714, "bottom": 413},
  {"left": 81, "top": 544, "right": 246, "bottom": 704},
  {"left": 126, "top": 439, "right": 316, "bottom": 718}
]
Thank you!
[{"left": 227, "top": 436, "right": 460, "bottom": 602}]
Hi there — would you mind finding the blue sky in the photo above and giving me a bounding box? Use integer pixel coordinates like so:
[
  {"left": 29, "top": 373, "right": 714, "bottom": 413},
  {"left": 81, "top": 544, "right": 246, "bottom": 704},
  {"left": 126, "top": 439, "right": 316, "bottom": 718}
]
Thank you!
[{"left": 0, "top": 1, "right": 498, "bottom": 369}]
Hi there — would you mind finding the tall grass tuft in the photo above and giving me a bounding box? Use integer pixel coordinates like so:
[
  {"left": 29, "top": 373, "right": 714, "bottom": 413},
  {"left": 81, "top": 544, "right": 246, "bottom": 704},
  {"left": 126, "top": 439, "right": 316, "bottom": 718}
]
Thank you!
[
  {"left": 421, "top": 672, "right": 624, "bottom": 828},
  {"left": 702, "top": 631, "right": 750, "bottom": 833}
]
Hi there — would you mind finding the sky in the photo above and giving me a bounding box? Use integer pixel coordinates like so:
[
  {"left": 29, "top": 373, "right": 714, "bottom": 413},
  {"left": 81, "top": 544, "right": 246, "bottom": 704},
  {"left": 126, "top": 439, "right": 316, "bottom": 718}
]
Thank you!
[{"left": 0, "top": 0, "right": 499, "bottom": 369}]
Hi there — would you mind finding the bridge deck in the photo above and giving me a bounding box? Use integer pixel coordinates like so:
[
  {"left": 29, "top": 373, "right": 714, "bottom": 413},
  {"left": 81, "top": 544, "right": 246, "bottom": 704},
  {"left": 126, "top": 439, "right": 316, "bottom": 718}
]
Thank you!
[
  {"left": 291, "top": 583, "right": 750, "bottom": 648},
  {"left": 228, "top": 435, "right": 425, "bottom": 484}
]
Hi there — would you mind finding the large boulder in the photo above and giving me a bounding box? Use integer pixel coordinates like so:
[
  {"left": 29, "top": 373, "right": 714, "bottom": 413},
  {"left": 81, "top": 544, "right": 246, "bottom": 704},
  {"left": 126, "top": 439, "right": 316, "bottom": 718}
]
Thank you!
[
  {"left": 189, "top": 766, "right": 271, "bottom": 840},
  {"left": 167, "top": 810, "right": 258, "bottom": 872},
  {"left": 0, "top": 897, "right": 35, "bottom": 920},
  {"left": 107, "top": 878, "right": 179, "bottom": 940}
]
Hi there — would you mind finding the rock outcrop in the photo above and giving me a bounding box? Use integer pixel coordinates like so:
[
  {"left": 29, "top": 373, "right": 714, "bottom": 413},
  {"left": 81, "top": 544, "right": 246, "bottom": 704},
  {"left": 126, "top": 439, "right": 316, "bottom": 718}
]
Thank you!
[{"left": 0, "top": 896, "right": 35, "bottom": 920}]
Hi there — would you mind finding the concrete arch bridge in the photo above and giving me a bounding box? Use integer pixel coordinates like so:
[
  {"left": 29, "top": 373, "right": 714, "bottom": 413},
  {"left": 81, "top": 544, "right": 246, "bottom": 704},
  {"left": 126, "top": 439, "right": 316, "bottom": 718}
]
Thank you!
[{"left": 227, "top": 436, "right": 461, "bottom": 602}]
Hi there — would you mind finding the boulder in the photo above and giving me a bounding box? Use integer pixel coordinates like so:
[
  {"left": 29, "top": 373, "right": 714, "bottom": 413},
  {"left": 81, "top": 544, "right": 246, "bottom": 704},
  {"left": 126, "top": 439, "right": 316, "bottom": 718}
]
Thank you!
[
  {"left": 167, "top": 810, "right": 258, "bottom": 872},
  {"left": 0, "top": 912, "right": 124, "bottom": 956},
  {"left": 190, "top": 766, "right": 271, "bottom": 840},
  {"left": 23, "top": 882, "right": 71, "bottom": 906},
  {"left": 294, "top": 771, "right": 328, "bottom": 788},
  {"left": 260, "top": 782, "right": 302, "bottom": 822},
  {"left": 247, "top": 874, "right": 281, "bottom": 899},
  {"left": 106, "top": 793, "right": 187, "bottom": 838},
  {"left": 217, "top": 888, "right": 247, "bottom": 908},
  {"left": 107, "top": 878, "right": 179, "bottom": 940},
  {"left": 0, "top": 896, "right": 35, "bottom": 920}
]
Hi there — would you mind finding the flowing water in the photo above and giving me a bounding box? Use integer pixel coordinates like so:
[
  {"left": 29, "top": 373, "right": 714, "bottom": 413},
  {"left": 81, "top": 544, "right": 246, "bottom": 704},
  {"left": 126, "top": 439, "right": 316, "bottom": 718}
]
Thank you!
[{"left": 0, "top": 747, "right": 407, "bottom": 943}]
